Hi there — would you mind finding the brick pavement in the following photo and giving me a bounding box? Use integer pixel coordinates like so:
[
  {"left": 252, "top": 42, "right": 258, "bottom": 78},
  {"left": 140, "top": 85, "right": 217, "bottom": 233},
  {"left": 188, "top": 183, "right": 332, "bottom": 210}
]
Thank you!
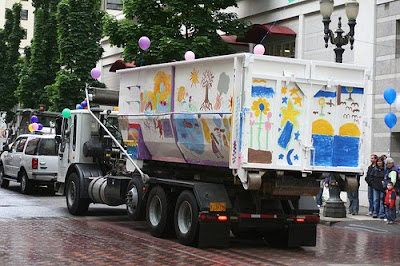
[{"left": 0, "top": 218, "right": 399, "bottom": 265}]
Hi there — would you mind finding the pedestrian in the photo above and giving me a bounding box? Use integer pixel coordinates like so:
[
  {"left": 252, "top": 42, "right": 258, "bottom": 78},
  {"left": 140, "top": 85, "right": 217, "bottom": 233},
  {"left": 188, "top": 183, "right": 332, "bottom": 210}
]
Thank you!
[
  {"left": 365, "top": 154, "right": 378, "bottom": 216},
  {"left": 348, "top": 175, "right": 360, "bottom": 215},
  {"left": 381, "top": 154, "right": 387, "bottom": 163},
  {"left": 384, "top": 181, "right": 397, "bottom": 224},
  {"left": 383, "top": 158, "right": 397, "bottom": 221},
  {"left": 371, "top": 157, "right": 386, "bottom": 219},
  {"left": 316, "top": 174, "right": 331, "bottom": 207}
]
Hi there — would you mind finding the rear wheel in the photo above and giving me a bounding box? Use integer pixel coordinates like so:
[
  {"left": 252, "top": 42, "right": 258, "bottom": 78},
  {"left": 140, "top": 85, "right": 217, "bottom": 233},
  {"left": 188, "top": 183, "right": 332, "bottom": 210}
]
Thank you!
[
  {"left": 66, "top": 172, "right": 90, "bottom": 215},
  {"left": 20, "top": 171, "right": 32, "bottom": 194},
  {"left": 0, "top": 164, "right": 9, "bottom": 188},
  {"left": 174, "top": 190, "right": 199, "bottom": 246},
  {"left": 126, "top": 177, "right": 145, "bottom": 221},
  {"left": 146, "top": 186, "right": 174, "bottom": 237}
]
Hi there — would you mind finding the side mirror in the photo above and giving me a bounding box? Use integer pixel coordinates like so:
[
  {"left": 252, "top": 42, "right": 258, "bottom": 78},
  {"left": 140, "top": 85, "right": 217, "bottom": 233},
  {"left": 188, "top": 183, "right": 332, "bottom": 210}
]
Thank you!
[
  {"left": 55, "top": 135, "right": 62, "bottom": 144},
  {"left": 55, "top": 118, "right": 62, "bottom": 135},
  {"left": 2, "top": 145, "right": 8, "bottom": 152}
]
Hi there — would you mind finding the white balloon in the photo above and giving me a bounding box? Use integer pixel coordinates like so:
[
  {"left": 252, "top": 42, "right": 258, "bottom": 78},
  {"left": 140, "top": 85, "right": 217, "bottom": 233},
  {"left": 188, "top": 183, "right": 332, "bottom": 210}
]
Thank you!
[{"left": 395, "top": 96, "right": 400, "bottom": 111}]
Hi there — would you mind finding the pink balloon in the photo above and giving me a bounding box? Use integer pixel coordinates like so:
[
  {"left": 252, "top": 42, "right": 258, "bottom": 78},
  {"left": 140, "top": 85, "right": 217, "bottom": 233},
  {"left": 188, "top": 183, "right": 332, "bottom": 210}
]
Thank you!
[
  {"left": 253, "top": 44, "right": 265, "bottom": 55},
  {"left": 138, "top": 36, "right": 151, "bottom": 50},
  {"left": 31, "top": 123, "right": 39, "bottom": 131},
  {"left": 91, "top": 68, "right": 101, "bottom": 79},
  {"left": 185, "top": 51, "right": 195, "bottom": 61}
]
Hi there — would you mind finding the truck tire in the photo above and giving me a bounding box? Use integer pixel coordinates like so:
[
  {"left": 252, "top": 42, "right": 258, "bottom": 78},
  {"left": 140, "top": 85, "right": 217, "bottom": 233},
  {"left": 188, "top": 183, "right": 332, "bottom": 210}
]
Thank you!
[
  {"left": 146, "top": 186, "right": 174, "bottom": 238},
  {"left": 174, "top": 190, "right": 199, "bottom": 246},
  {"left": 66, "top": 172, "right": 90, "bottom": 215},
  {"left": 126, "top": 177, "right": 145, "bottom": 221},
  {"left": 0, "top": 164, "right": 9, "bottom": 188},
  {"left": 20, "top": 171, "right": 32, "bottom": 194}
]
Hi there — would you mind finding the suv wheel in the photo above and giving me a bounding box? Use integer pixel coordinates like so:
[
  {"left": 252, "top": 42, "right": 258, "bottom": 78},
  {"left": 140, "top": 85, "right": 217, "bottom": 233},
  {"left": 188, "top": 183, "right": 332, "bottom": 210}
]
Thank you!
[
  {"left": 20, "top": 171, "right": 32, "bottom": 194},
  {"left": 0, "top": 164, "right": 9, "bottom": 188}
]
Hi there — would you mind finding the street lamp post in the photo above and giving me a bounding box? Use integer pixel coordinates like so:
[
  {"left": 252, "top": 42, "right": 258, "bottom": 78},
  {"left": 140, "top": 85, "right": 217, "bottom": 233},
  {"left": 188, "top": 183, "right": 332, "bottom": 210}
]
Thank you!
[
  {"left": 319, "top": 0, "right": 359, "bottom": 218},
  {"left": 320, "top": 0, "right": 359, "bottom": 63}
]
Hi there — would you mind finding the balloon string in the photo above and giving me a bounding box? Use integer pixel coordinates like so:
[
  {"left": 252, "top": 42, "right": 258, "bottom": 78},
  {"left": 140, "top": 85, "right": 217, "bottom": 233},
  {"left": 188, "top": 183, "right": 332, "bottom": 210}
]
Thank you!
[
  {"left": 259, "top": 6, "right": 287, "bottom": 44},
  {"left": 140, "top": 53, "right": 144, "bottom": 67}
]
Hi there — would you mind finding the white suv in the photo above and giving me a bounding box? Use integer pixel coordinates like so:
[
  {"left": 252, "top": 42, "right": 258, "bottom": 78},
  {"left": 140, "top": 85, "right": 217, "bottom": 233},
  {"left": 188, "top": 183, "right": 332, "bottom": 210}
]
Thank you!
[{"left": 0, "top": 134, "right": 58, "bottom": 193}]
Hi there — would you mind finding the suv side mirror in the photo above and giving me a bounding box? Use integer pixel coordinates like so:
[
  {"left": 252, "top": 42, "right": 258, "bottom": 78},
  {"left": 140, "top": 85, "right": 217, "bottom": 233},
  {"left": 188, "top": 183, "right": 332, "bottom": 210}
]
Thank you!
[{"left": 55, "top": 135, "right": 62, "bottom": 144}]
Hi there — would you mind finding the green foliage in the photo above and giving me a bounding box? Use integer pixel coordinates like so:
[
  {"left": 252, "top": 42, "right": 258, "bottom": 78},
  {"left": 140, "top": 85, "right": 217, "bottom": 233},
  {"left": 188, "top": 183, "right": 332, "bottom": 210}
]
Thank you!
[
  {"left": 16, "top": 0, "right": 61, "bottom": 109},
  {"left": 103, "top": 0, "right": 248, "bottom": 65},
  {"left": 0, "top": 3, "right": 25, "bottom": 118},
  {"left": 47, "top": 0, "right": 104, "bottom": 111}
]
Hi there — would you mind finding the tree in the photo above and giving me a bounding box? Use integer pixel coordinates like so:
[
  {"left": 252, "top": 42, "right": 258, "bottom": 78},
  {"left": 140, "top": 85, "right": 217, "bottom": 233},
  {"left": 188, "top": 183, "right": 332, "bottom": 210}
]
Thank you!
[
  {"left": 0, "top": 3, "right": 25, "bottom": 120},
  {"left": 103, "top": 0, "right": 248, "bottom": 65},
  {"left": 46, "top": 0, "right": 104, "bottom": 111},
  {"left": 16, "top": 0, "right": 61, "bottom": 109}
]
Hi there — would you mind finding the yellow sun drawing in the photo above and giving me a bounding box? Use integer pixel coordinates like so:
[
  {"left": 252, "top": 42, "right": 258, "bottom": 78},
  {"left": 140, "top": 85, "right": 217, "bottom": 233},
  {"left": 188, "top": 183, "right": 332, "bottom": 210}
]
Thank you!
[{"left": 190, "top": 68, "right": 199, "bottom": 87}]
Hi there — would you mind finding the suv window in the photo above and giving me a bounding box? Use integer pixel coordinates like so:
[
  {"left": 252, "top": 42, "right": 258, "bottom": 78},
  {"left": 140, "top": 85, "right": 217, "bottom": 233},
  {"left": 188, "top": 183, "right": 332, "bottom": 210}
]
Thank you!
[
  {"left": 12, "top": 137, "right": 27, "bottom": 152},
  {"left": 25, "top": 138, "right": 39, "bottom": 155},
  {"left": 38, "top": 139, "right": 57, "bottom": 156}
]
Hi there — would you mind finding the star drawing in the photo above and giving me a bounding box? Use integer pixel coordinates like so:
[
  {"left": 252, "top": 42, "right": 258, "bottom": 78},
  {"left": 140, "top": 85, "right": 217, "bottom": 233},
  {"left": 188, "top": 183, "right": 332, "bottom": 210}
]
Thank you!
[
  {"left": 294, "top": 155, "right": 299, "bottom": 161},
  {"left": 281, "top": 86, "right": 288, "bottom": 94},
  {"left": 282, "top": 97, "right": 288, "bottom": 104},
  {"left": 294, "top": 131, "right": 300, "bottom": 140},
  {"left": 279, "top": 154, "right": 284, "bottom": 160},
  {"left": 293, "top": 96, "right": 302, "bottom": 106},
  {"left": 280, "top": 100, "right": 301, "bottom": 128},
  {"left": 289, "top": 87, "right": 299, "bottom": 96}
]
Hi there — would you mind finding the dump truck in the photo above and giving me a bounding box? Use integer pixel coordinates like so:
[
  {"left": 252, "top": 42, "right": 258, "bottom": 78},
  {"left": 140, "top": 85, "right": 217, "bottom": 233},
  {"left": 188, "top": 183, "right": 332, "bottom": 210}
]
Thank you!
[{"left": 56, "top": 53, "right": 368, "bottom": 248}]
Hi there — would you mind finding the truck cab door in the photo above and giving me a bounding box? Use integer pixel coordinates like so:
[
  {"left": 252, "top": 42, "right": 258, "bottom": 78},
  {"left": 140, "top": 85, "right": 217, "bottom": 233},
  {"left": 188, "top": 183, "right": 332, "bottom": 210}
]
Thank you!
[{"left": 57, "top": 118, "right": 70, "bottom": 184}]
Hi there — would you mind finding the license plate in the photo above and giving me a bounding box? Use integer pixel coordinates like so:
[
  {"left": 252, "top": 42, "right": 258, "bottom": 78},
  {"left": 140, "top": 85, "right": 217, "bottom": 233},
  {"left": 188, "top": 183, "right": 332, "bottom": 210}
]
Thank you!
[{"left": 210, "top": 202, "right": 226, "bottom": 212}]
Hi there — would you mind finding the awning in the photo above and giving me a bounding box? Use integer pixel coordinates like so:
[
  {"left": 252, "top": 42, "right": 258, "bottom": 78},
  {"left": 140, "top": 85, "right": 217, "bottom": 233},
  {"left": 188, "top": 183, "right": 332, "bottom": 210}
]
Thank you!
[
  {"left": 222, "top": 24, "right": 296, "bottom": 44},
  {"left": 109, "top": 59, "right": 136, "bottom": 72}
]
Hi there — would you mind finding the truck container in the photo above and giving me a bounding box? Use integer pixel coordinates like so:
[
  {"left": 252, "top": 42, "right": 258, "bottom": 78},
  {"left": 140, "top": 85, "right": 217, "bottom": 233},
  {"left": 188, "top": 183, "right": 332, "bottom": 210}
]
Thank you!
[{"left": 57, "top": 53, "right": 368, "bottom": 248}]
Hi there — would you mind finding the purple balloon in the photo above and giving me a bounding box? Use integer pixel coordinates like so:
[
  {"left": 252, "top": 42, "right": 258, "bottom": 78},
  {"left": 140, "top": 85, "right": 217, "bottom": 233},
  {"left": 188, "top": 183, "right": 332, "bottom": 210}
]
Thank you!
[
  {"left": 81, "top": 101, "right": 87, "bottom": 108},
  {"left": 91, "top": 68, "right": 101, "bottom": 79},
  {"left": 138, "top": 36, "right": 151, "bottom": 50},
  {"left": 38, "top": 123, "right": 43, "bottom": 130},
  {"left": 31, "top": 115, "right": 38, "bottom": 123}
]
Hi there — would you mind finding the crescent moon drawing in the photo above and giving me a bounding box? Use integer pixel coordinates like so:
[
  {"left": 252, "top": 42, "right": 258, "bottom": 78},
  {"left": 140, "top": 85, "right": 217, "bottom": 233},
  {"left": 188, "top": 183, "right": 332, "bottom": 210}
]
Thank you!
[{"left": 287, "top": 149, "right": 294, "bottom": 166}]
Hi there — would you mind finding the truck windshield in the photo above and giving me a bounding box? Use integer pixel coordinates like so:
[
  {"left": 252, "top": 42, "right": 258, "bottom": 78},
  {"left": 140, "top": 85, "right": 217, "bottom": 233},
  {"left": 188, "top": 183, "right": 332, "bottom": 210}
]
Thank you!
[{"left": 105, "top": 116, "right": 122, "bottom": 142}]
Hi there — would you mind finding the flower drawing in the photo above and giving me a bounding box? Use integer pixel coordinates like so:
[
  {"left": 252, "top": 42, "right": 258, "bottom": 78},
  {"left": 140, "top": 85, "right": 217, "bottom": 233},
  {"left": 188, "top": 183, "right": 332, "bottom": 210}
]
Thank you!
[{"left": 251, "top": 98, "right": 270, "bottom": 117}]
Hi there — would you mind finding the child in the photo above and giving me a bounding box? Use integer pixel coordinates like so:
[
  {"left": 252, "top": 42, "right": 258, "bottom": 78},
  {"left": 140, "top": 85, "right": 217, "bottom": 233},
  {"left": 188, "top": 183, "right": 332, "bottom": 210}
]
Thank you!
[{"left": 384, "top": 182, "right": 397, "bottom": 224}]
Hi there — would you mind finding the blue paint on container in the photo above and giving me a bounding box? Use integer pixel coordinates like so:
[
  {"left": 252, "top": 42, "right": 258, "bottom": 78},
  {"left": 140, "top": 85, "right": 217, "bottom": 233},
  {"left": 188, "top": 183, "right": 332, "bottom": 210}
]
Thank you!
[
  {"left": 127, "top": 146, "right": 138, "bottom": 159},
  {"left": 332, "top": 136, "right": 359, "bottom": 167},
  {"left": 175, "top": 114, "right": 205, "bottom": 155},
  {"left": 251, "top": 86, "right": 274, "bottom": 98},
  {"left": 311, "top": 134, "right": 334, "bottom": 166},
  {"left": 313, "top": 91, "right": 337, "bottom": 98},
  {"left": 278, "top": 121, "right": 293, "bottom": 149}
]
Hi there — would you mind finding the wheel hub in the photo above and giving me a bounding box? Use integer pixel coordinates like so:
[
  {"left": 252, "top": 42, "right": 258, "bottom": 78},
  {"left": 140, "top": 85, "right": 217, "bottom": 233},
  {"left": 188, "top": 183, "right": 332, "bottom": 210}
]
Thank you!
[
  {"left": 126, "top": 185, "right": 139, "bottom": 212},
  {"left": 149, "top": 195, "right": 162, "bottom": 226},
  {"left": 178, "top": 201, "right": 192, "bottom": 234},
  {"left": 67, "top": 181, "right": 76, "bottom": 206}
]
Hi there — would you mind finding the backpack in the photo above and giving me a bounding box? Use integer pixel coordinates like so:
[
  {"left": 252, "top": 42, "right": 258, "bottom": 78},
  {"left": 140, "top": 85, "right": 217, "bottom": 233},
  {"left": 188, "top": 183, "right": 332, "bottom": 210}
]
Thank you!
[{"left": 394, "top": 165, "right": 400, "bottom": 192}]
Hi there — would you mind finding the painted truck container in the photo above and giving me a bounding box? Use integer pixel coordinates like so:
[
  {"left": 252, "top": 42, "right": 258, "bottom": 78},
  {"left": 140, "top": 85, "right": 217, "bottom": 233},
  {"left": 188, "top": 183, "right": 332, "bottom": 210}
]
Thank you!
[{"left": 118, "top": 53, "right": 367, "bottom": 189}]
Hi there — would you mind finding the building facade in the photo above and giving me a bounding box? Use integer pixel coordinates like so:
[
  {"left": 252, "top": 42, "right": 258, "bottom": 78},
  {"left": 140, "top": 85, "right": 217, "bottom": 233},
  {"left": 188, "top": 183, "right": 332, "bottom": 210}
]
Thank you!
[{"left": 0, "top": 0, "right": 35, "bottom": 49}]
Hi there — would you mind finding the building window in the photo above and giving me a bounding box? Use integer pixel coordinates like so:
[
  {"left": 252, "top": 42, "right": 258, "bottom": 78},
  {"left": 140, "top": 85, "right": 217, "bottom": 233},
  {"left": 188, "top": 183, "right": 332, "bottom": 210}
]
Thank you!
[
  {"left": 267, "top": 40, "right": 295, "bottom": 58},
  {"left": 22, "top": 29, "right": 27, "bottom": 40},
  {"left": 20, "top": 9, "right": 28, "bottom": 20},
  {"left": 107, "top": 0, "right": 123, "bottom": 10},
  {"left": 396, "top": 20, "right": 400, "bottom": 58}
]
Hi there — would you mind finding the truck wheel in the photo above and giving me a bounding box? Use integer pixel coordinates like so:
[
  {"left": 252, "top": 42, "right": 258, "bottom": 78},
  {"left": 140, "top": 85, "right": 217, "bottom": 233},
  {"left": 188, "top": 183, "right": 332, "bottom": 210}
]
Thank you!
[
  {"left": 0, "top": 164, "right": 9, "bottom": 188},
  {"left": 66, "top": 172, "right": 90, "bottom": 215},
  {"left": 174, "top": 190, "right": 199, "bottom": 246},
  {"left": 126, "top": 177, "right": 145, "bottom": 221},
  {"left": 20, "top": 171, "right": 32, "bottom": 194},
  {"left": 146, "top": 186, "right": 174, "bottom": 238}
]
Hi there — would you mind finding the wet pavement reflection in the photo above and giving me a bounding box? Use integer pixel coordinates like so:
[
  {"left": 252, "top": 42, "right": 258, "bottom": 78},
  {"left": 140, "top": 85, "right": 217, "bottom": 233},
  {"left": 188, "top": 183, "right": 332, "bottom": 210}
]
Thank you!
[{"left": 0, "top": 217, "right": 399, "bottom": 265}]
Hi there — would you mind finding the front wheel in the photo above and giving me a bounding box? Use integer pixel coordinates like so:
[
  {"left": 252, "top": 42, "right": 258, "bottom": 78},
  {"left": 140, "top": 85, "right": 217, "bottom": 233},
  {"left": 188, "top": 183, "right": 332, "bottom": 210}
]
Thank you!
[
  {"left": 0, "top": 164, "right": 9, "bottom": 188},
  {"left": 174, "top": 190, "right": 199, "bottom": 246},
  {"left": 126, "top": 177, "right": 145, "bottom": 221},
  {"left": 66, "top": 172, "right": 89, "bottom": 215}
]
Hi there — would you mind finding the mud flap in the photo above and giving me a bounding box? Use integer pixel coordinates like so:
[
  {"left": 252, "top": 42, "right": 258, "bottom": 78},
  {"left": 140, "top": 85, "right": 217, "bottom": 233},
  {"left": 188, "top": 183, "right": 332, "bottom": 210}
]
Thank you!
[
  {"left": 198, "top": 221, "right": 230, "bottom": 248},
  {"left": 287, "top": 223, "right": 317, "bottom": 247}
]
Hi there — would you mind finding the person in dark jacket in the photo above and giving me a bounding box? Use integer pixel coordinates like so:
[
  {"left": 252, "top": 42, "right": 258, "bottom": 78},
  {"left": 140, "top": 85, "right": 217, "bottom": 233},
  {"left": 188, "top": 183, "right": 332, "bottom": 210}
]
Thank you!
[
  {"left": 365, "top": 154, "right": 377, "bottom": 216},
  {"left": 384, "top": 182, "right": 397, "bottom": 224},
  {"left": 371, "top": 157, "right": 386, "bottom": 218}
]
